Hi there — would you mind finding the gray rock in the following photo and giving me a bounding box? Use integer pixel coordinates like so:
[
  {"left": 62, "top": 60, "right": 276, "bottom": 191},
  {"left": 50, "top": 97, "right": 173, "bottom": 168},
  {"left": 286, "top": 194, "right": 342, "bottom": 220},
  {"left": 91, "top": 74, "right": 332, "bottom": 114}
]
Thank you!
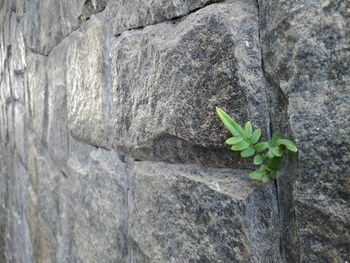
[
  {"left": 24, "top": 134, "right": 129, "bottom": 263},
  {"left": 129, "top": 161, "right": 281, "bottom": 262},
  {"left": 259, "top": 0, "right": 350, "bottom": 262},
  {"left": 66, "top": 18, "right": 109, "bottom": 148},
  {"left": 65, "top": 137, "right": 128, "bottom": 262},
  {"left": 0, "top": 71, "right": 11, "bottom": 146},
  {"left": 23, "top": 0, "right": 82, "bottom": 55},
  {"left": 23, "top": 0, "right": 107, "bottom": 55},
  {"left": 11, "top": 18, "right": 26, "bottom": 73},
  {"left": 46, "top": 41, "right": 69, "bottom": 163},
  {"left": 6, "top": 157, "right": 34, "bottom": 263},
  {"left": 0, "top": 19, "right": 29, "bottom": 263},
  {"left": 1, "top": 0, "right": 349, "bottom": 261},
  {"left": 26, "top": 51, "right": 47, "bottom": 141},
  {"left": 107, "top": 0, "right": 223, "bottom": 35},
  {"left": 26, "top": 141, "right": 62, "bottom": 263},
  {"left": 26, "top": 16, "right": 109, "bottom": 150},
  {"left": 111, "top": 1, "right": 269, "bottom": 167},
  {"left": 0, "top": 143, "right": 9, "bottom": 260}
]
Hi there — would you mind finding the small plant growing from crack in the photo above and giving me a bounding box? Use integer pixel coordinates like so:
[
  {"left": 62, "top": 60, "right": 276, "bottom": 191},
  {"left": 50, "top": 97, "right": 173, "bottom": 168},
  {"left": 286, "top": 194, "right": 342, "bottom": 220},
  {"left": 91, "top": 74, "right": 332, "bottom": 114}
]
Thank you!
[{"left": 216, "top": 107, "right": 297, "bottom": 182}]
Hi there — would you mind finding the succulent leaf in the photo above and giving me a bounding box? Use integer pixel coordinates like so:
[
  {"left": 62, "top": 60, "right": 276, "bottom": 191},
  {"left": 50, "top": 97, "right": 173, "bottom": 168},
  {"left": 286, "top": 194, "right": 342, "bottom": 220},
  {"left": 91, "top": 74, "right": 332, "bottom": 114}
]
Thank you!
[
  {"left": 231, "top": 141, "right": 249, "bottom": 151},
  {"left": 250, "top": 128, "right": 261, "bottom": 144},
  {"left": 240, "top": 147, "right": 255, "bottom": 158},
  {"left": 225, "top": 137, "right": 243, "bottom": 145}
]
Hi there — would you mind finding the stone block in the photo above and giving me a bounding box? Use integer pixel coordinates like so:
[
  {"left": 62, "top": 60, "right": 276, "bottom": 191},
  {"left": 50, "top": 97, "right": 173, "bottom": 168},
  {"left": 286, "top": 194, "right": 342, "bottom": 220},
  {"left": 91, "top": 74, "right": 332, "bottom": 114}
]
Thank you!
[
  {"left": 107, "top": 0, "right": 222, "bottom": 35},
  {"left": 111, "top": 2, "right": 269, "bottom": 166},
  {"left": 23, "top": 0, "right": 84, "bottom": 55},
  {"left": 259, "top": 0, "right": 350, "bottom": 261},
  {"left": 129, "top": 161, "right": 281, "bottom": 262},
  {"left": 66, "top": 18, "right": 109, "bottom": 148},
  {"left": 66, "top": 139, "right": 129, "bottom": 262}
]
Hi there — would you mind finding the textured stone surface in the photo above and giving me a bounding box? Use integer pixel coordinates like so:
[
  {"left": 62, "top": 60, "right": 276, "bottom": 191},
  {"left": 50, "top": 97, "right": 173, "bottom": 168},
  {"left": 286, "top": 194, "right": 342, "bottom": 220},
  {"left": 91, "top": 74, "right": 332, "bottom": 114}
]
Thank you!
[
  {"left": 27, "top": 51, "right": 47, "bottom": 141},
  {"left": 6, "top": 157, "right": 34, "bottom": 263},
  {"left": 23, "top": 0, "right": 107, "bottom": 55},
  {"left": 107, "top": 0, "right": 223, "bottom": 35},
  {"left": 26, "top": 140, "right": 63, "bottom": 263},
  {"left": 111, "top": 1, "right": 269, "bottom": 166},
  {"left": 66, "top": 18, "right": 109, "bottom": 147},
  {"left": 27, "top": 16, "right": 109, "bottom": 150},
  {"left": 1, "top": 0, "right": 349, "bottom": 262},
  {"left": 65, "top": 138, "right": 128, "bottom": 262},
  {"left": 46, "top": 42, "right": 69, "bottom": 164},
  {"left": 259, "top": 0, "right": 350, "bottom": 262},
  {"left": 25, "top": 135, "right": 128, "bottom": 263},
  {"left": 0, "top": 143, "right": 6, "bottom": 259},
  {"left": 129, "top": 161, "right": 281, "bottom": 262}
]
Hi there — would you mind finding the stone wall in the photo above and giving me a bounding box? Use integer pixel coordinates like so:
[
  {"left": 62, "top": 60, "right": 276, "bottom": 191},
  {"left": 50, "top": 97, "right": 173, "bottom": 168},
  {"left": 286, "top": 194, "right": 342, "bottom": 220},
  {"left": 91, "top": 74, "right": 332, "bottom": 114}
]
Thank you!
[{"left": 0, "top": 0, "right": 349, "bottom": 262}]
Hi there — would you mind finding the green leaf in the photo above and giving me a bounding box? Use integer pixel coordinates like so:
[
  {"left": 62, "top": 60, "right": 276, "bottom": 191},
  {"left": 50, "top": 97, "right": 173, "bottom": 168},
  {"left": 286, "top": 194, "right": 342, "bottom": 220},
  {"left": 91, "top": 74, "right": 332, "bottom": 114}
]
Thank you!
[
  {"left": 267, "top": 148, "right": 275, "bottom": 159},
  {"left": 244, "top": 121, "right": 253, "bottom": 138},
  {"left": 231, "top": 141, "right": 249, "bottom": 151},
  {"left": 216, "top": 107, "right": 244, "bottom": 136},
  {"left": 267, "top": 157, "right": 281, "bottom": 171},
  {"left": 216, "top": 107, "right": 295, "bottom": 181},
  {"left": 271, "top": 132, "right": 282, "bottom": 146},
  {"left": 272, "top": 146, "right": 283, "bottom": 157},
  {"left": 249, "top": 170, "right": 269, "bottom": 182},
  {"left": 250, "top": 128, "right": 261, "bottom": 144},
  {"left": 240, "top": 147, "right": 255, "bottom": 158},
  {"left": 254, "top": 154, "right": 263, "bottom": 165},
  {"left": 225, "top": 137, "right": 243, "bottom": 145},
  {"left": 249, "top": 171, "right": 263, "bottom": 181},
  {"left": 259, "top": 164, "right": 268, "bottom": 172},
  {"left": 278, "top": 139, "right": 298, "bottom": 152},
  {"left": 255, "top": 142, "right": 268, "bottom": 153}
]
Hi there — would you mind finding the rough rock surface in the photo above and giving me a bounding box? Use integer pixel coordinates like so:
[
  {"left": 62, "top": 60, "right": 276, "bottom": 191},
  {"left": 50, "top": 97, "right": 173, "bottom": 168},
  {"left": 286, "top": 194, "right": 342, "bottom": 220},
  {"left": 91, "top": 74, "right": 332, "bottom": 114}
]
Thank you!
[
  {"left": 129, "top": 161, "right": 280, "bottom": 263},
  {"left": 259, "top": 0, "right": 350, "bottom": 262},
  {"left": 23, "top": 0, "right": 107, "bottom": 55},
  {"left": 111, "top": 1, "right": 269, "bottom": 166},
  {"left": 0, "top": 0, "right": 349, "bottom": 262},
  {"left": 107, "top": 0, "right": 223, "bottom": 36},
  {"left": 66, "top": 19, "right": 109, "bottom": 147}
]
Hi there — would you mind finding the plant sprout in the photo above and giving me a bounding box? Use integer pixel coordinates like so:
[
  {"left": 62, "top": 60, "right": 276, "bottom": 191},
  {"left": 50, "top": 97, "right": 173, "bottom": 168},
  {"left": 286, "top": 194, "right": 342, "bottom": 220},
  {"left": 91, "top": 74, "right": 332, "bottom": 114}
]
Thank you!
[{"left": 216, "top": 107, "right": 297, "bottom": 182}]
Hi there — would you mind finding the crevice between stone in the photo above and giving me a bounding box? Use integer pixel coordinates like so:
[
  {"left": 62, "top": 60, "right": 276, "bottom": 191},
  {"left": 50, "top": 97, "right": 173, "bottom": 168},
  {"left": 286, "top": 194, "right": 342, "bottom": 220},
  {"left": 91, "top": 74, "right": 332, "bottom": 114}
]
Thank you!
[
  {"left": 255, "top": 0, "right": 285, "bottom": 261},
  {"left": 24, "top": 7, "right": 107, "bottom": 57},
  {"left": 113, "top": 0, "right": 227, "bottom": 37},
  {"left": 255, "top": 0, "right": 301, "bottom": 262}
]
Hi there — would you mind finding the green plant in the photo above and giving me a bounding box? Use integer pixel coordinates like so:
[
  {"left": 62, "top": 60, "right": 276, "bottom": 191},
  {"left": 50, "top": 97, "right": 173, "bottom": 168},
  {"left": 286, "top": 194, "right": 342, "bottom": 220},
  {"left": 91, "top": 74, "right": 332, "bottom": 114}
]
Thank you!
[{"left": 216, "top": 107, "right": 297, "bottom": 182}]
